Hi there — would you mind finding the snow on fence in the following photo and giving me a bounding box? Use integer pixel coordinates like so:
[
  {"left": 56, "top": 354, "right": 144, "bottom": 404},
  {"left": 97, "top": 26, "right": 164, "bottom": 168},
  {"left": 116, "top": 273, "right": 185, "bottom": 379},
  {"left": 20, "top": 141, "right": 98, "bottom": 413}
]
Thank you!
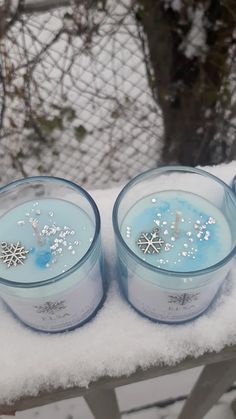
[{"left": 0, "top": 0, "right": 163, "bottom": 188}]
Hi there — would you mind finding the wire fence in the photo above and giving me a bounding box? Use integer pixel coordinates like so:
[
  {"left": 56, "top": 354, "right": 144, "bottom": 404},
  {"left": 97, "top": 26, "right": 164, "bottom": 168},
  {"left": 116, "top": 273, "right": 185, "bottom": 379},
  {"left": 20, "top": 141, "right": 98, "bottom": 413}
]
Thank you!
[{"left": 0, "top": 0, "right": 163, "bottom": 189}]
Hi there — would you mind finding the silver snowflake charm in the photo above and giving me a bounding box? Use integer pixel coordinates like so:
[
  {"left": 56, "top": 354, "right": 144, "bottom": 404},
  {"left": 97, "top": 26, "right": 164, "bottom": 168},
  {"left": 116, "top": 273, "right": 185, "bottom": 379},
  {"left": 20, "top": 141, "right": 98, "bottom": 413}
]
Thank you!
[
  {"left": 0, "top": 241, "right": 29, "bottom": 268},
  {"left": 137, "top": 228, "right": 164, "bottom": 255}
]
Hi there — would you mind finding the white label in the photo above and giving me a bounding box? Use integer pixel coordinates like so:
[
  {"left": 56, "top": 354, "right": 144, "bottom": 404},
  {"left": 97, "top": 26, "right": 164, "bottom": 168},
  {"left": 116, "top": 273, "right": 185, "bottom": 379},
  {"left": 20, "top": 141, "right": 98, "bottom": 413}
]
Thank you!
[
  {"left": 2, "top": 262, "right": 103, "bottom": 332},
  {"left": 127, "top": 273, "right": 224, "bottom": 322}
]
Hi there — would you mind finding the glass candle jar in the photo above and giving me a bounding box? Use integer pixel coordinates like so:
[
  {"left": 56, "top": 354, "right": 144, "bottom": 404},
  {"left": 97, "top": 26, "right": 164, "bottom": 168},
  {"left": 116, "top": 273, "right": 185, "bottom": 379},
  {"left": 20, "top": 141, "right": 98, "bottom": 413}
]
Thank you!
[
  {"left": 113, "top": 166, "right": 236, "bottom": 323},
  {"left": 0, "top": 177, "right": 105, "bottom": 332}
]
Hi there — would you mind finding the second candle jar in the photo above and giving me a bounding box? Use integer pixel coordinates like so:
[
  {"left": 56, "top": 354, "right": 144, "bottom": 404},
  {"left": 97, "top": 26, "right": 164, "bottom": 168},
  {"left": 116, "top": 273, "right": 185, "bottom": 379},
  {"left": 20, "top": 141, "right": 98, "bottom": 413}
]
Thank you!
[{"left": 112, "top": 167, "right": 236, "bottom": 323}]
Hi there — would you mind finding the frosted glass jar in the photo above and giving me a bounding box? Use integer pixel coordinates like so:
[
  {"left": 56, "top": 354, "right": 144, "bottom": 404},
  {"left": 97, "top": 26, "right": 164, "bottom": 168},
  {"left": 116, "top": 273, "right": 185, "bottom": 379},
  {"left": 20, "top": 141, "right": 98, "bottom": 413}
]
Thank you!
[
  {"left": 0, "top": 177, "right": 105, "bottom": 332},
  {"left": 112, "top": 166, "right": 236, "bottom": 323}
]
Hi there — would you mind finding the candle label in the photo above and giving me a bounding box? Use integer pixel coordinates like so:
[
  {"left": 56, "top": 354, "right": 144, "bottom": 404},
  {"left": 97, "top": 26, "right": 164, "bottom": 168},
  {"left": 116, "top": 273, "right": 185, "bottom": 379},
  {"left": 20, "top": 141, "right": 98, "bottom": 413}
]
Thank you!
[
  {"left": 127, "top": 272, "right": 225, "bottom": 322},
  {"left": 2, "top": 261, "right": 103, "bottom": 332}
]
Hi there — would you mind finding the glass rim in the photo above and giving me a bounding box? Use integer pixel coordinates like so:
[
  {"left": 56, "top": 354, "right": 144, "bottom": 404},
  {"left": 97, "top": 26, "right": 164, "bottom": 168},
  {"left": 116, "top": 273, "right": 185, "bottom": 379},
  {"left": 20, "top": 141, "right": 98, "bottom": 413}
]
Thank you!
[
  {"left": 0, "top": 176, "right": 101, "bottom": 288},
  {"left": 112, "top": 165, "right": 236, "bottom": 278}
]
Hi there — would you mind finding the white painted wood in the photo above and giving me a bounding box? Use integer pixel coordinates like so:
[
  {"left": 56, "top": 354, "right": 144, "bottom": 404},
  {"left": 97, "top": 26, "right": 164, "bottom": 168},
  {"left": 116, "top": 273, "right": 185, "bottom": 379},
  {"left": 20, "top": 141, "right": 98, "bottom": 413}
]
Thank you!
[
  {"left": 84, "top": 388, "right": 120, "bottom": 419},
  {"left": 231, "top": 397, "right": 236, "bottom": 418},
  {"left": 178, "top": 358, "right": 236, "bottom": 419}
]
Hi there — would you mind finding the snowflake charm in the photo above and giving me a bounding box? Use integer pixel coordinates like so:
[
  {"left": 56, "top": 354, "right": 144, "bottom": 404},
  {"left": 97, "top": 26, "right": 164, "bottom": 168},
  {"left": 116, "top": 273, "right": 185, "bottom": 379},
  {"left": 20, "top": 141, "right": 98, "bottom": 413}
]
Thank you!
[
  {"left": 0, "top": 241, "right": 29, "bottom": 268},
  {"left": 137, "top": 228, "right": 164, "bottom": 255}
]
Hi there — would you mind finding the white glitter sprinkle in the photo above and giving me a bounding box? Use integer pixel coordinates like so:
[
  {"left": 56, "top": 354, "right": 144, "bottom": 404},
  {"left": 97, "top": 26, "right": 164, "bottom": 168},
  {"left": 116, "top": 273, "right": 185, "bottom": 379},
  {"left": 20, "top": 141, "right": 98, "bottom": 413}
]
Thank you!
[
  {"left": 58, "top": 248, "right": 62, "bottom": 254},
  {"left": 186, "top": 231, "right": 192, "bottom": 237},
  {"left": 63, "top": 241, "right": 67, "bottom": 246},
  {"left": 151, "top": 198, "right": 157, "bottom": 203},
  {"left": 74, "top": 240, "right": 79, "bottom": 245},
  {"left": 182, "top": 251, "right": 187, "bottom": 256},
  {"left": 126, "top": 226, "right": 131, "bottom": 231},
  {"left": 162, "top": 221, "right": 167, "bottom": 225},
  {"left": 181, "top": 218, "right": 185, "bottom": 223},
  {"left": 17, "top": 220, "right": 25, "bottom": 226},
  {"left": 25, "top": 212, "right": 30, "bottom": 217},
  {"left": 165, "top": 243, "right": 171, "bottom": 251},
  {"left": 46, "top": 263, "right": 50, "bottom": 268},
  {"left": 157, "top": 213, "right": 162, "bottom": 217},
  {"left": 70, "top": 231, "right": 75, "bottom": 235},
  {"left": 68, "top": 246, "right": 73, "bottom": 250},
  {"left": 72, "top": 250, "right": 75, "bottom": 255},
  {"left": 196, "top": 220, "right": 201, "bottom": 224},
  {"left": 163, "top": 229, "right": 169, "bottom": 235},
  {"left": 33, "top": 202, "right": 39, "bottom": 207},
  {"left": 171, "top": 236, "right": 175, "bottom": 242},
  {"left": 184, "top": 243, "right": 188, "bottom": 248},
  {"left": 35, "top": 209, "right": 41, "bottom": 215},
  {"left": 208, "top": 217, "right": 216, "bottom": 224},
  {"left": 193, "top": 256, "right": 196, "bottom": 259},
  {"left": 49, "top": 211, "right": 54, "bottom": 217},
  {"left": 154, "top": 220, "right": 160, "bottom": 226},
  {"left": 189, "top": 238, "right": 194, "bottom": 242}
]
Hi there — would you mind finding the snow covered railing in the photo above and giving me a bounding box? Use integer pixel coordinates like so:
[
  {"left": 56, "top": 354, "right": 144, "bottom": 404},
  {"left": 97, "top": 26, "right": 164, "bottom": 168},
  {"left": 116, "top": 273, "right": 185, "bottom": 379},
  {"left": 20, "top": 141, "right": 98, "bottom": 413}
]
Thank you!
[{"left": 0, "top": 344, "right": 236, "bottom": 418}]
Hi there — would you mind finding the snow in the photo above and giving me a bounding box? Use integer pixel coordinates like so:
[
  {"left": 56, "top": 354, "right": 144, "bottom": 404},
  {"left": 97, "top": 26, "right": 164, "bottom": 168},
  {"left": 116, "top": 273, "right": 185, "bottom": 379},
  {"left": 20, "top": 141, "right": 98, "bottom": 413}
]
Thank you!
[
  {"left": 182, "top": 4, "right": 207, "bottom": 60},
  {"left": 171, "top": 0, "right": 182, "bottom": 12},
  {"left": 1, "top": 162, "right": 236, "bottom": 405}
]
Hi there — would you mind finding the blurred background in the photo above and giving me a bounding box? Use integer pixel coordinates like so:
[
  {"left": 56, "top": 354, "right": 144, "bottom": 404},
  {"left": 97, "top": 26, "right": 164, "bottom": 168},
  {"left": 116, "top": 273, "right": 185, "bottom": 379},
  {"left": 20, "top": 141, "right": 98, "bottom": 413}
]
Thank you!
[{"left": 1, "top": 0, "right": 236, "bottom": 189}]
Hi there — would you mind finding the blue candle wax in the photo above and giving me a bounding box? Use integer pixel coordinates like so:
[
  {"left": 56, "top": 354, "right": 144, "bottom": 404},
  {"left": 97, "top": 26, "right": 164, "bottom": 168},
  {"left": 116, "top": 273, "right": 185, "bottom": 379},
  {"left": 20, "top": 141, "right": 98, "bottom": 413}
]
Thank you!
[
  {"left": 0, "top": 198, "right": 94, "bottom": 282},
  {"left": 121, "top": 191, "right": 232, "bottom": 272}
]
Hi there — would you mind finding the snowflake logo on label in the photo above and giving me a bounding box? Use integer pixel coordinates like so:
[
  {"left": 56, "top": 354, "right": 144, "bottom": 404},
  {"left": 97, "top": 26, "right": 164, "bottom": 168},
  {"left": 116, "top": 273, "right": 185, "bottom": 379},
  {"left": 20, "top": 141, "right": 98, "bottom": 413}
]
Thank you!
[
  {"left": 0, "top": 241, "right": 29, "bottom": 268},
  {"left": 168, "top": 293, "right": 200, "bottom": 306},
  {"left": 137, "top": 228, "right": 164, "bottom": 254},
  {"left": 34, "top": 300, "right": 67, "bottom": 315}
]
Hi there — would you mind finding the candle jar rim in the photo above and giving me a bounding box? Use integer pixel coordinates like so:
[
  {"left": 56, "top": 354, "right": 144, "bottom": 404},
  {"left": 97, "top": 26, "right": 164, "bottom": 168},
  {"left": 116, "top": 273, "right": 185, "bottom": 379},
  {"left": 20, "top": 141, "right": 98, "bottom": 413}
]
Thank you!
[
  {"left": 0, "top": 175, "right": 101, "bottom": 288},
  {"left": 112, "top": 165, "right": 236, "bottom": 278}
]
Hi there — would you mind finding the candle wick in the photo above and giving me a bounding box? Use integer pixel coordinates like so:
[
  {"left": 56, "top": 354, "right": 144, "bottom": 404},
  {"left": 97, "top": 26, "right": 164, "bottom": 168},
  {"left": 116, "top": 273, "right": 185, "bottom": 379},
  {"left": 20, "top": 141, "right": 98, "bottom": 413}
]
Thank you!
[
  {"left": 174, "top": 211, "right": 182, "bottom": 238},
  {"left": 31, "top": 219, "right": 45, "bottom": 246}
]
